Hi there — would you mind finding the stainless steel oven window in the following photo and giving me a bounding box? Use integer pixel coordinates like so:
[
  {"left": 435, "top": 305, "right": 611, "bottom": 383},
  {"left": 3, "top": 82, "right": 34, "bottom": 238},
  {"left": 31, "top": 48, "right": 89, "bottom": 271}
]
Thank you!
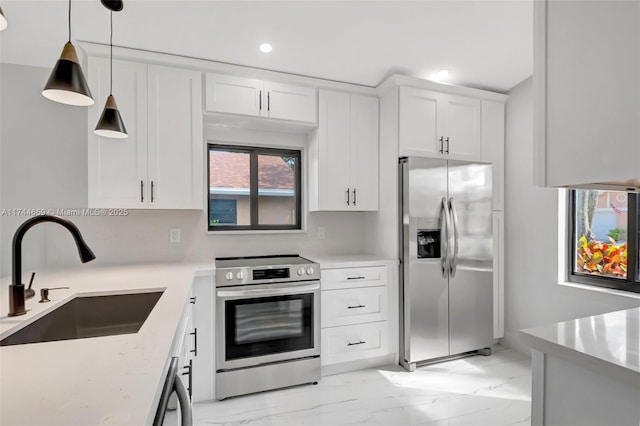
[{"left": 235, "top": 299, "right": 304, "bottom": 344}]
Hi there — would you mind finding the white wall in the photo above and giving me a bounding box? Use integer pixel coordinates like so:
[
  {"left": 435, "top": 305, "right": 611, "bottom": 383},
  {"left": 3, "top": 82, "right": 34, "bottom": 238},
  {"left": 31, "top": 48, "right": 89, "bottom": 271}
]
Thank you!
[
  {"left": 503, "top": 77, "right": 639, "bottom": 353},
  {"left": 0, "top": 63, "right": 366, "bottom": 279}
]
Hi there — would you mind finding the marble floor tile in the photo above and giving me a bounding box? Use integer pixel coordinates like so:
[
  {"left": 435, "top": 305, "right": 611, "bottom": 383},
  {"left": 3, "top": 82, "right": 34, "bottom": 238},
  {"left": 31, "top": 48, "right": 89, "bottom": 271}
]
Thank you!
[{"left": 174, "top": 347, "right": 531, "bottom": 426}]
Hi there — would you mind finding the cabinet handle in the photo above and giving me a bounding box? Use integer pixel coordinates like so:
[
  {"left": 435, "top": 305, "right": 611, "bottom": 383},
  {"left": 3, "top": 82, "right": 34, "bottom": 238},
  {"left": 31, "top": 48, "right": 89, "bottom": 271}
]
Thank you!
[
  {"left": 190, "top": 296, "right": 196, "bottom": 305},
  {"left": 267, "top": 92, "right": 270, "bottom": 111},
  {"left": 445, "top": 137, "right": 450, "bottom": 154},
  {"left": 347, "top": 304, "right": 366, "bottom": 309},
  {"left": 259, "top": 90, "right": 262, "bottom": 110},
  {"left": 190, "top": 328, "right": 197, "bottom": 357},
  {"left": 352, "top": 188, "right": 357, "bottom": 206},
  {"left": 181, "top": 359, "right": 193, "bottom": 398},
  {"left": 346, "top": 188, "right": 350, "bottom": 206},
  {"left": 140, "top": 180, "right": 144, "bottom": 203},
  {"left": 151, "top": 181, "right": 154, "bottom": 203},
  {"left": 439, "top": 136, "right": 444, "bottom": 154},
  {"left": 347, "top": 340, "right": 366, "bottom": 346},
  {"left": 347, "top": 276, "right": 365, "bottom": 280}
]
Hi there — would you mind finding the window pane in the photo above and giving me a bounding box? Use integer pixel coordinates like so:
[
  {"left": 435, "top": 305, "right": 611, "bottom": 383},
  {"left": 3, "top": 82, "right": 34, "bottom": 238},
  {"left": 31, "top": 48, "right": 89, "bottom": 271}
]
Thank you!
[
  {"left": 209, "top": 150, "right": 250, "bottom": 226},
  {"left": 257, "top": 154, "right": 297, "bottom": 225},
  {"left": 574, "top": 190, "right": 628, "bottom": 279}
]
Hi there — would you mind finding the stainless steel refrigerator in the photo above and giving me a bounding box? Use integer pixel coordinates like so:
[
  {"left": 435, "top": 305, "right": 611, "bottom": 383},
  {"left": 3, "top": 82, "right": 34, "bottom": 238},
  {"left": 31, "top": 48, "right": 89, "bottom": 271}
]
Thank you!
[{"left": 399, "top": 156, "right": 493, "bottom": 371}]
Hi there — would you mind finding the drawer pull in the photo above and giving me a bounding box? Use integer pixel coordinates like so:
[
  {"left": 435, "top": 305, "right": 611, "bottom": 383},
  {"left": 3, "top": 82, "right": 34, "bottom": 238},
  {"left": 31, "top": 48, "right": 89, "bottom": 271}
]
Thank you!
[
  {"left": 347, "top": 304, "right": 366, "bottom": 309},
  {"left": 347, "top": 276, "right": 366, "bottom": 280},
  {"left": 347, "top": 340, "right": 366, "bottom": 346}
]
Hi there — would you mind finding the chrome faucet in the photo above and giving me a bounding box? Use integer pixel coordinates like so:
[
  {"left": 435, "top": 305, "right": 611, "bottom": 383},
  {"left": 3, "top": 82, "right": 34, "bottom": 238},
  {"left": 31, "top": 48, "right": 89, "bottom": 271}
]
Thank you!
[{"left": 8, "top": 215, "right": 96, "bottom": 317}]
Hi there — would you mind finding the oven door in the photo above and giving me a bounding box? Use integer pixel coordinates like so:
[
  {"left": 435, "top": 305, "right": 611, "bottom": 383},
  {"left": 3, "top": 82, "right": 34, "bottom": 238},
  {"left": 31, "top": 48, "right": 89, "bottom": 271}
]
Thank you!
[{"left": 216, "top": 280, "right": 320, "bottom": 370}]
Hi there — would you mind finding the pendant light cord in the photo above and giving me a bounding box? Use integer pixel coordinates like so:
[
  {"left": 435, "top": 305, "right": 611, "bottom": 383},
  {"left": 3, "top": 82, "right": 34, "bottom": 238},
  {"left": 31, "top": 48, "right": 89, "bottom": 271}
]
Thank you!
[
  {"left": 67, "top": 0, "right": 71, "bottom": 42},
  {"left": 110, "top": 11, "right": 113, "bottom": 95}
]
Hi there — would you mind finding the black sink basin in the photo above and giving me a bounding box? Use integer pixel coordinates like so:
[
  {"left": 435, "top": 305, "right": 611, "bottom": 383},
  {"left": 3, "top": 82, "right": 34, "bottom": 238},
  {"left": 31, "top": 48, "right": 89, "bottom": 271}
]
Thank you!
[{"left": 0, "top": 291, "right": 164, "bottom": 346}]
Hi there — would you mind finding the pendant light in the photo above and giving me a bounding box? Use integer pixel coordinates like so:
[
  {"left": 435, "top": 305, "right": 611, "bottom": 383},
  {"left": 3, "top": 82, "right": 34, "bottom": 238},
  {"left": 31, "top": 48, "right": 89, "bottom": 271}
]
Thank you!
[
  {"left": 0, "top": 4, "right": 8, "bottom": 31},
  {"left": 42, "top": 0, "right": 94, "bottom": 106},
  {"left": 94, "top": 0, "right": 127, "bottom": 139}
]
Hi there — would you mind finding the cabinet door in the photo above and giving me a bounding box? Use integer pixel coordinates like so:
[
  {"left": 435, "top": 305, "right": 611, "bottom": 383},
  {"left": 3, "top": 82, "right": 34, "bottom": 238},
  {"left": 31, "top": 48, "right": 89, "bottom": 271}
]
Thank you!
[
  {"left": 399, "top": 87, "right": 442, "bottom": 158},
  {"left": 321, "top": 321, "right": 388, "bottom": 366},
  {"left": 317, "top": 90, "right": 351, "bottom": 210},
  {"left": 88, "top": 58, "right": 148, "bottom": 208},
  {"left": 350, "top": 95, "right": 379, "bottom": 211},
  {"left": 322, "top": 286, "right": 387, "bottom": 327},
  {"left": 263, "top": 81, "right": 317, "bottom": 124},
  {"left": 537, "top": 0, "right": 640, "bottom": 187},
  {"left": 205, "top": 73, "right": 262, "bottom": 117},
  {"left": 481, "top": 100, "right": 505, "bottom": 210},
  {"left": 147, "top": 65, "right": 204, "bottom": 209},
  {"left": 442, "top": 94, "right": 481, "bottom": 161}
]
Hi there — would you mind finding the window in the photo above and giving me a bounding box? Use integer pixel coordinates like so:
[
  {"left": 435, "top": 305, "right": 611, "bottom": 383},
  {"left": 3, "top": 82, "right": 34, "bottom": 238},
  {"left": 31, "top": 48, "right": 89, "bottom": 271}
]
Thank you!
[
  {"left": 569, "top": 190, "right": 639, "bottom": 293},
  {"left": 208, "top": 144, "right": 302, "bottom": 231}
]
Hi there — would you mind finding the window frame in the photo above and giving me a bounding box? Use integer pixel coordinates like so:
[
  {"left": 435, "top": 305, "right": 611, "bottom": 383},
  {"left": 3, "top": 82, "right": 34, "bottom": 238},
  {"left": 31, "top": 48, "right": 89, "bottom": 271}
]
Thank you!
[
  {"left": 207, "top": 143, "right": 302, "bottom": 232},
  {"left": 567, "top": 190, "right": 640, "bottom": 294}
]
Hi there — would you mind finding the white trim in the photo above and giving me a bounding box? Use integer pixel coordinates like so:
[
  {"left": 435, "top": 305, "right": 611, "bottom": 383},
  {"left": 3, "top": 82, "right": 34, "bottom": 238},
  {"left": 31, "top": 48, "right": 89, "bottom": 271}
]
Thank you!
[
  {"left": 207, "top": 229, "right": 306, "bottom": 235},
  {"left": 558, "top": 281, "right": 640, "bottom": 300},
  {"left": 210, "top": 188, "right": 295, "bottom": 197},
  {"left": 557, "top": 189, "right": 567, "bottom": 283}
]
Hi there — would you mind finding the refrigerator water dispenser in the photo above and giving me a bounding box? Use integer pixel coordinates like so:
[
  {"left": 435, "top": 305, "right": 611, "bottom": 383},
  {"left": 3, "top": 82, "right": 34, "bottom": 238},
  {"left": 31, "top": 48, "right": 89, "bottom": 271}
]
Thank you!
[{"left": 417, "top": 229, "right": 440, "bottom": 259}]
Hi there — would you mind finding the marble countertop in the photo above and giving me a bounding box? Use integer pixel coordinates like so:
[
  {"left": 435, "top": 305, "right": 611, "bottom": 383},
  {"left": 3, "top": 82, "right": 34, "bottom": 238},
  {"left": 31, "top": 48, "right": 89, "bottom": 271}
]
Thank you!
[
  {"left": 520, "top": 307, "right": 640, "bottom": 386},
  {"left": 0, "top": 262, "right": 213, "bottom": 426}
]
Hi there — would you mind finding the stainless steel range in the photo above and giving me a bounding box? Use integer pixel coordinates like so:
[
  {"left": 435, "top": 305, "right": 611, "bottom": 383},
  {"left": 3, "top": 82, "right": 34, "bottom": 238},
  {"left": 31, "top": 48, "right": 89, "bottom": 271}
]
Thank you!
[{"left": 214, "top": 255, "right": 321, "bottom": 400}]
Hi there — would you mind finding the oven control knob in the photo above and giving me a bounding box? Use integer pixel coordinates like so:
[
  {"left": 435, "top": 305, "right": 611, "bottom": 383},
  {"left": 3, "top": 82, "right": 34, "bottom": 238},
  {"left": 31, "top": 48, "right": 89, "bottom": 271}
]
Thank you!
[
  {"left": 297, "top": 267, "right": 305, "bottom": 276},
  {"left": 236, "top": 271, "right": 245, "bottom": 280},
  {"left": 306, "top": 267, "right": 315, "bottom": 275},
  {"left": 225, "top": 272, "right": 234, "bottom": 280}
]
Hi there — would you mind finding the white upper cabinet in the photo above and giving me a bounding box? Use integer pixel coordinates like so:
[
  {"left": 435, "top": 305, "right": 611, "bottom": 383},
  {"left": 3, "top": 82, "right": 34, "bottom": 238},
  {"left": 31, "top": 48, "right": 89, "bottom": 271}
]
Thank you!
[
  {"left": 535, "top": 0, "right": 640, "bottom": 190},
  {"left": 147, "top": 65, "right": 204, "bottom": 209},
  {"left": 88, "top": 57, "right": 203, "bottom": 209},
  {"left": 309, "top": 90, "right": 379, "bottom": 211},
  {"left": 205, "top": 73, "right": 317, "bottom": 124},
  {"left": 88, "top": 58, "right": 148, "bottom": 209},
  {"left": 399, "top": 87, "right": 481, "bottom": 161}
]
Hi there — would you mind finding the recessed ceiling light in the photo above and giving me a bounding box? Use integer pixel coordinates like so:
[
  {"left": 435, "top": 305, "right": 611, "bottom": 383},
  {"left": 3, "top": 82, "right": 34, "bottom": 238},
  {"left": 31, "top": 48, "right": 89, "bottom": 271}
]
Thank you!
[
  {"left": 260, "top": 43, "right": 273, "bottom": 53},
  {"left": 437, "top": 69, "right": 450, "bottom": 79}
]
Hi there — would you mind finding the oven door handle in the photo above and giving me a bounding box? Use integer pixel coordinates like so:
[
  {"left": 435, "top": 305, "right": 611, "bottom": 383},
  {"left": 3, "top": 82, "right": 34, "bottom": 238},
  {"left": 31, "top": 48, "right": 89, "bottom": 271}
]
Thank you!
[{"left": 217, "top": 282, "right": 320, "bottom": 298}]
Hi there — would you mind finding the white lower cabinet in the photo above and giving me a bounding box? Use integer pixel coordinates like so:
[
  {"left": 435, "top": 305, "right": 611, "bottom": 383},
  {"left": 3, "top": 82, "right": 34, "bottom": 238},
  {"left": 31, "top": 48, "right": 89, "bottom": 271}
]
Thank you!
[
  {"left": 322, "top": 286, "right": 387, "bottom": 327},
  {"left": 320, "top": 263, "right": 391, "bottom": 369},
  {"left": 322, "top": 322, "right": 389, "bottom": 365}
]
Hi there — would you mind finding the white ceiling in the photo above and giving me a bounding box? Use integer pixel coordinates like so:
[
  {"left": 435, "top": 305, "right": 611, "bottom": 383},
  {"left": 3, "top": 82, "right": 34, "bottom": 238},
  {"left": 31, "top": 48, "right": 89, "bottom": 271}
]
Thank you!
[{"left": 0, "top": 0, "right": 533, "bottom": 93}]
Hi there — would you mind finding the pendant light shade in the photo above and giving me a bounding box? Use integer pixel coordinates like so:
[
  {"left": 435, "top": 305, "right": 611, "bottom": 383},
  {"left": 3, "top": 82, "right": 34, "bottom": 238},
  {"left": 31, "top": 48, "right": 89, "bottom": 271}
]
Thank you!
[
  {"left": 42, "top": 42, "right": 94, "bottom": 106},
  {"left": 94, "top": 5, "right": 127, "bottom": 139},
  {"left": 42, "top": 0, "right": 94, "bottom": 106},
  {"left": 0, "top": 5, "right": 8, "bottom": 31},
  {"left": 95, "top": 95, "right": 127, "bottom": 138}
]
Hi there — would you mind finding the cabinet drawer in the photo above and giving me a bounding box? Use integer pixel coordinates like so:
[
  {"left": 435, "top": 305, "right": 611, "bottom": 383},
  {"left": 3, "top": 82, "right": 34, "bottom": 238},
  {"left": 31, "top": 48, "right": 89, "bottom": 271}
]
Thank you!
[
  {"left": 321, "top": 322, "right": 388, "bottom": 365},
  {"left": 322, "top": 286, "right": 387, "bottom": 327},
  {"left": 321, "top": 266, "right": 387, "bottom": 290}
]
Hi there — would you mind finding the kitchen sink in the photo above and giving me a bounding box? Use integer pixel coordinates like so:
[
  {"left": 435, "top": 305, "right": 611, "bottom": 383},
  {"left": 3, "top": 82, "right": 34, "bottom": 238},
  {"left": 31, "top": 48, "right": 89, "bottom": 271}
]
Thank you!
[{"left": 0, "top": 291, "right": 164, "bottom": 346}]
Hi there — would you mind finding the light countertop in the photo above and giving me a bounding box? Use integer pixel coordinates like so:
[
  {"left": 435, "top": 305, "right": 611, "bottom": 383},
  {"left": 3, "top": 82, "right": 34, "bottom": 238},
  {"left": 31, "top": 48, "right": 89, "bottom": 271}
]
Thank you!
[
  {"left": 305, "top": 254, "right": 397, "bottom": 269},
  {"left": 520, "top": 307, "right": 640, "bottom": 386},
  {"left": 0, "top": 262, "right": 213, "bottom": 426}
]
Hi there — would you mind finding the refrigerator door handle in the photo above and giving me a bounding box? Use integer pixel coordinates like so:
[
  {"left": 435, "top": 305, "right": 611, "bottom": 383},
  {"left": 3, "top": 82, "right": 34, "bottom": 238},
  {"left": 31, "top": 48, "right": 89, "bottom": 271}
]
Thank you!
[
  {"left": 448, "top": 197, "right": 460, "bottom": 277},
  {"left": 441, "top": 197, "right": 450, "bottom": 278}
]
